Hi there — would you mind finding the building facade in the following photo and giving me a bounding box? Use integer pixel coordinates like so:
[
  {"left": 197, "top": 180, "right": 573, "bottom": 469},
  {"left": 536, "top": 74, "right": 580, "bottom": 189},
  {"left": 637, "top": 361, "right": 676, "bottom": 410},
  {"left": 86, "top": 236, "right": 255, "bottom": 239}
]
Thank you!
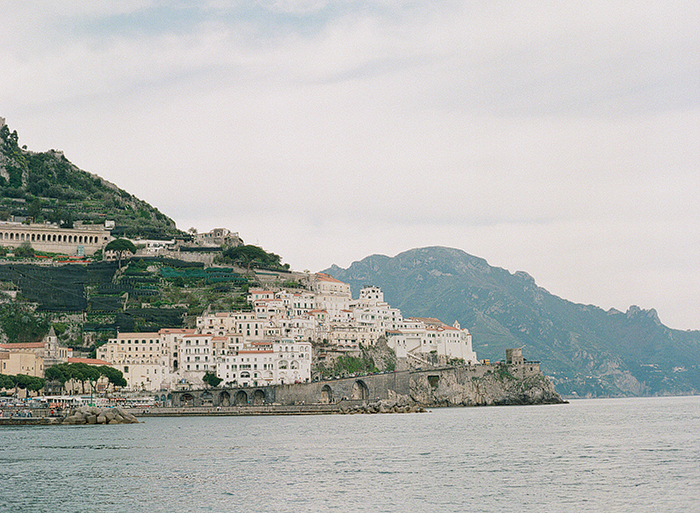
[{"left": 0, "top": 221, "right": 112, "bottom": 256}]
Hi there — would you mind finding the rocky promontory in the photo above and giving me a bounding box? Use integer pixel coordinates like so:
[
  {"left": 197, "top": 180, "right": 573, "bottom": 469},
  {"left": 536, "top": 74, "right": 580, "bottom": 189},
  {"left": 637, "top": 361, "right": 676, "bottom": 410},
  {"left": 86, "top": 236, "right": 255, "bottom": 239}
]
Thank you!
[{"left": 404, "top": 368, "right": 565, "bottom": 407}]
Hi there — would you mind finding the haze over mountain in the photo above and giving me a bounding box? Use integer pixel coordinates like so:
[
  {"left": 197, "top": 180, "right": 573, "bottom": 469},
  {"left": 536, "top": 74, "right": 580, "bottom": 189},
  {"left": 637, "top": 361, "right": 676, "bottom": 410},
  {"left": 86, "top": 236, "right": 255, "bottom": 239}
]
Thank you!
[{"left": 325, "top": 247, "right": 700, "bottom": 397}]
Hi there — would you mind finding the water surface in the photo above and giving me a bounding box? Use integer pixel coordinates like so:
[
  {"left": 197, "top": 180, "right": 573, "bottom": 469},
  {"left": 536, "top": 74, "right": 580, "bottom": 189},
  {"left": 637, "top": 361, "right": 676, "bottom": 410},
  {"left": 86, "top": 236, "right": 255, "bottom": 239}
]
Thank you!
[{"left": 1, "top": 396, "right": 698, "bottom": 512}]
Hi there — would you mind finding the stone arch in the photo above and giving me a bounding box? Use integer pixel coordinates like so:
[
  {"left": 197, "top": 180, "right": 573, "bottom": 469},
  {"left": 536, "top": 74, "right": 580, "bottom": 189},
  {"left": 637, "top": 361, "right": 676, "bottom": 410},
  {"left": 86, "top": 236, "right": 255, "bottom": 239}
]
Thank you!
[
  {"left": 181, "top": 393, "right": 195, "bottom": 407},
  {"left": 219, "top": 391, "right": 231, "bottom": 407},
  {"left": 253, "top": 389, "right": 265, "bottom": 405},
  {"left": 201, "top": 391, "right": 213, "bottom": 405},
  {"left": 351, "top": 380, "right": 369, "bottom": 401},
  {"left": 321, "top": 385, "right": 333, "bottom": 404},
  {"left": 235, "top": 390, "right": 248, "bottom": 406},
  {"left": 290, "top": 360, "right": 299, "bottom": 369}
]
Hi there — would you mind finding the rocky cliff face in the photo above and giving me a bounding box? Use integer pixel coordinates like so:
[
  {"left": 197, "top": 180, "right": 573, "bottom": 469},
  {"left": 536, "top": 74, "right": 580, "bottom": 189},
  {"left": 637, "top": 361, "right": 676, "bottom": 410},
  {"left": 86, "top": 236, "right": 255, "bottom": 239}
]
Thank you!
[
  {"left": 413, "top": 371, "right": 563, "bottom": 406},
  {"left": 383, "top": 366, "right": 565, "bottom": 408}
]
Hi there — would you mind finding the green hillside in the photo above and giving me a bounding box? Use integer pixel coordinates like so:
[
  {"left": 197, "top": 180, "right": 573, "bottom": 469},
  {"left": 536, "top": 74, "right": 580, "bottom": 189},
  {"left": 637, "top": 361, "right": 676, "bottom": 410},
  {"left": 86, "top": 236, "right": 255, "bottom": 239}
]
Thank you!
[
  {"left": 324, "top": 247, "right": 700, "bottom": 397},
  {"left": 0, "top": 256, "right": 257, "bottom": 351},
  {"left": 0, "top": 121, "right": 183, "bottom": 240}
]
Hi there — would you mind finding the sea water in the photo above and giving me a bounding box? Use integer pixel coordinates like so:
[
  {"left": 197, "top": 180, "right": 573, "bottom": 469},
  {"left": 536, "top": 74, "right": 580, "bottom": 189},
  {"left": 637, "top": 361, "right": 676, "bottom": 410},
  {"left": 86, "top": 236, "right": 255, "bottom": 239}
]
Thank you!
[{"left": 1, "top": 395, "right": 699, "bottom": 512}]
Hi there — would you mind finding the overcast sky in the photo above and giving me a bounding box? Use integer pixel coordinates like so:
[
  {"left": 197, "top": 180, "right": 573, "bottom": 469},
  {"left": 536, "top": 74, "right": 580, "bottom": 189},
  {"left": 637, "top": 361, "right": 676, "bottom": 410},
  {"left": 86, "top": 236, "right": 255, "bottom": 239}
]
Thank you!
[{"left": 1, "top": 1, "right": 698, "bottom": 330}]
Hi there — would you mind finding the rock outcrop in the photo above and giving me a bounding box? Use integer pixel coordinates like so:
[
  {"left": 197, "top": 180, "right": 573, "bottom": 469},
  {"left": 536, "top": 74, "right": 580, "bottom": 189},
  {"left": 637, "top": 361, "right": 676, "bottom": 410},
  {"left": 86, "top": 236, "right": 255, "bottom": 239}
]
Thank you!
[
  {"left": 340, "top": 400, "right": 426, "bottom": 414},
  {"left": 61, "top": 406, "right": 139, "bottom": 425},
  {"left": 388, "top": 368, "right": 565, "bottom": 407}
]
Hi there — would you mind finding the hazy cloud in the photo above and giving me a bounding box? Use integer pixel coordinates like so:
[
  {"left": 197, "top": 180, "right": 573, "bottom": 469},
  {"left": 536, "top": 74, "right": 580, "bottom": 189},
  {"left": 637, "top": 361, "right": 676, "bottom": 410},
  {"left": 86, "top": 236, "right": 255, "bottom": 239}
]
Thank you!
[{"left": 1, "top": 1, "right": 698, "bottom": 329}]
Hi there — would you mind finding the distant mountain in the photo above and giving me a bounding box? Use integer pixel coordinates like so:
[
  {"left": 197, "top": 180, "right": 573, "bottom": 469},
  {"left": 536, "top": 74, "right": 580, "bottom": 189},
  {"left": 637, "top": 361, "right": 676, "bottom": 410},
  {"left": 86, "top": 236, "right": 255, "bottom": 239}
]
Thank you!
[
  {"left": 0, "top": 119, "right": 183, "bottom": 240},
  {"left": 324, "top": 247, "right": 700, "bottom": 397}
]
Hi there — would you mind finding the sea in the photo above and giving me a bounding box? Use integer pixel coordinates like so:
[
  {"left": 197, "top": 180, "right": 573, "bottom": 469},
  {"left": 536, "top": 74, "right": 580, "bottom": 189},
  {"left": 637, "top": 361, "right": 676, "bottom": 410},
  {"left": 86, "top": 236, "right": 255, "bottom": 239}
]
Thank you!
[{"left": 1, "top": 395, "right": 699, "bottom": 513}]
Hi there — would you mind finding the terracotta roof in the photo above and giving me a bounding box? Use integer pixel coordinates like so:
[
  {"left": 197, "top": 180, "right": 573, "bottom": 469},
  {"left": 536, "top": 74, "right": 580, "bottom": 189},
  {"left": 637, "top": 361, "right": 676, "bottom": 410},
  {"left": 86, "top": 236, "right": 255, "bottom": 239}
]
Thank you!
[
  {"left": 316, "top": 273, "right": 346, "bottom": 284},
  {"left": 68, "top": 357, "right": 112, "bottom": 366},
  {"left": 410, "top": 317, "right": 445, "bottom": 326},
  {"left": 0, "top": 342, "right": 45, "bottom": 349}
]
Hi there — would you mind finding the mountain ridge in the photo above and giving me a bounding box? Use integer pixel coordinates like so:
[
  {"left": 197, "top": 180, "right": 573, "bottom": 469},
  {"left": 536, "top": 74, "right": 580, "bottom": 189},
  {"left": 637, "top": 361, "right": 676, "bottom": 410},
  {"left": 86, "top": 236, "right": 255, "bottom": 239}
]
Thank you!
[{"left": 324, "top": 246, "right": 700, "bottom": 397}]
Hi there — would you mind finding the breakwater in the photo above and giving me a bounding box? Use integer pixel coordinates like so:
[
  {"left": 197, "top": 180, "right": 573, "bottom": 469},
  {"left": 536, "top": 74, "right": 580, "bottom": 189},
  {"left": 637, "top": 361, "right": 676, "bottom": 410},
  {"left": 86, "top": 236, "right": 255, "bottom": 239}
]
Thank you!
[{"left": 129, "top": 399, "right": 426, "bottom": 417}]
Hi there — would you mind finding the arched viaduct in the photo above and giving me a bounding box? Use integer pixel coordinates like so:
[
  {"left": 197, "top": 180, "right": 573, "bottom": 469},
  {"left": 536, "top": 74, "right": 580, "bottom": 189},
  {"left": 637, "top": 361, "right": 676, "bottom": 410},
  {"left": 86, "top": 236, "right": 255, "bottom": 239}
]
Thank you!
[{"left": 171, "top": 370, "right": 416, "bottom": 408}]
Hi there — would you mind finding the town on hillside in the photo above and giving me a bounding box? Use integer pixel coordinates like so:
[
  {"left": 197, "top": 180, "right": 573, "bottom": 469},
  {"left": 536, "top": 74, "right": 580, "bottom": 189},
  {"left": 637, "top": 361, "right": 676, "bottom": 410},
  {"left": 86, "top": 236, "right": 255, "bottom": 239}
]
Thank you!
[
  {"left": 2, "top": 272, "right": 479, "bottom": 395},
  {"left": 0, "top": 221, "right": 479, "bottom": 398}
]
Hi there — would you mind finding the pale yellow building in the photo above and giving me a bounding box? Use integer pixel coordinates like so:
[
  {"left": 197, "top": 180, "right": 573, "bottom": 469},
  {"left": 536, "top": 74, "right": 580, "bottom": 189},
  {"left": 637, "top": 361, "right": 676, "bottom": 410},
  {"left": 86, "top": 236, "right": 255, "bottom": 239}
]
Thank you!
[{"left": 0, "top": 349, "right": 43, "bottom": 377}]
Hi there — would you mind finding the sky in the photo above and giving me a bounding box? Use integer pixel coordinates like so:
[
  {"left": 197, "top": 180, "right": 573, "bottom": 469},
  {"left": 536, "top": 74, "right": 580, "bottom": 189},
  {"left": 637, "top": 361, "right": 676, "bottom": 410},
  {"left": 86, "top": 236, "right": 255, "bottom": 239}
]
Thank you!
[{"left": 1, "top": 1, "right": 699, "bottom": 330}]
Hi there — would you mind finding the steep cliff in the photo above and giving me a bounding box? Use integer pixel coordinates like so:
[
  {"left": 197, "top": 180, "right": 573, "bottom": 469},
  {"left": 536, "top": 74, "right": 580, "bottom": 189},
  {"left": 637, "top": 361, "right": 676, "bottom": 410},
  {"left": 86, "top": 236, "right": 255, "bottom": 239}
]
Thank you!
[{"left": 406, "top": 368, "right": 564, "bottom": 407}]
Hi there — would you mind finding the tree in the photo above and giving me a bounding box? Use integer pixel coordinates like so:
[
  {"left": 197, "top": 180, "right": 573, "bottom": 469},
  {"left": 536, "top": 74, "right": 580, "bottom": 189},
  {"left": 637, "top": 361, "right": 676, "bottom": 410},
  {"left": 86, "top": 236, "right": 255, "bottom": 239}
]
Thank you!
[
  {"left": 98, "top": 365, "right": 127, "bottom": 388},
  {"left": 0, "top": 303, "right": 50, "bottom": 343},
  {"left": 59, "top": 211, "right": 73, "bottom": 229},
  {"left": 45, "top": 363, "right": 126, "bottom": 393},
  {"left": 218, "top": 245, "right": 287, "bottom": 271},
  {"left": 27, "top": 198, "right": 43, "bottom": 221},
  {"left": 14, "top": 374, "right": 45, "bottom": 393},
  {"left": 14, "top": 242, "right": 35, "bottom": 258},
  {"left": 44, "top": 365, "right": 68, "bottom": 387},
  {"left": 66, "top": 363, "right": 101, "bottom": 394},
  {"left": 0, "top": 373, "right": 15, "bottom": 390},
  {"left": 105, "top": 238, "right": 137, "bottom": 269},
  {"left": 203, "top": 371, "right": 223, "bottom": 388}
]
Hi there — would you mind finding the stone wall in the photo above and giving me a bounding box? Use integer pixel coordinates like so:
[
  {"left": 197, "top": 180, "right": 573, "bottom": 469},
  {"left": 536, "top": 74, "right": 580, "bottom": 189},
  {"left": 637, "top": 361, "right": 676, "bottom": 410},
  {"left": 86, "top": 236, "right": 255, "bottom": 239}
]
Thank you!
[{"left": 172, "top": 358, "right": 564, "bottom": 408}]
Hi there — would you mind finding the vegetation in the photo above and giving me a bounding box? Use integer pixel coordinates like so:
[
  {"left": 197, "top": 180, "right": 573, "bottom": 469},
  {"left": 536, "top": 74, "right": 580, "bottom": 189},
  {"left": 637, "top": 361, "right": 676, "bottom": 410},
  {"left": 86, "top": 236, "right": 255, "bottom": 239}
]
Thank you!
[
  {"left": 315, "top": 354, "right": 379, "bottom": 379},
  {"left": 0, "top": 373, "right": 45, "bottom": 393},
  {"left": 217, "top": 245, "right": 289, "bottom": 272},
  {"left": 0, "top": 303, "right": 50, "bottom": 343},
  {"left": 13, "top": 243, "right": 35, "bottom": 258},
  {"left": 104, "top": 238, "right": 136, "bottom": 269},
  {"left": 203, "top": 371, "right": 223, "bottom": 388},
  {"left": 1, "top": 121, "right": 184, "bottom": 240},
  {"left": 44, "top": 362, "right": 127, "bottom": 392}
]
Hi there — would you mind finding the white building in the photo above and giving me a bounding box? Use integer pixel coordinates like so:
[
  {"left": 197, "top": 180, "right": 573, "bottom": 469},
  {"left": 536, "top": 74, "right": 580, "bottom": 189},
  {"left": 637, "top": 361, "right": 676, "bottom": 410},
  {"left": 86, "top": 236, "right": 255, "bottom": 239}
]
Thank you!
[
  {"left": 215, "top": 338, "right": 312, "bottom": 387},
  {"left": 0, "top": 220, "right": 112, "bottom": 256},
  {"left": 97, "top": 332, "right": 170, "bottom": 391},
  {"left": 312, "top": 273, "right": 352, "bottom": 319},
  {"left": 385, "top": 318, "right": 478, "bottom": 364}
]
